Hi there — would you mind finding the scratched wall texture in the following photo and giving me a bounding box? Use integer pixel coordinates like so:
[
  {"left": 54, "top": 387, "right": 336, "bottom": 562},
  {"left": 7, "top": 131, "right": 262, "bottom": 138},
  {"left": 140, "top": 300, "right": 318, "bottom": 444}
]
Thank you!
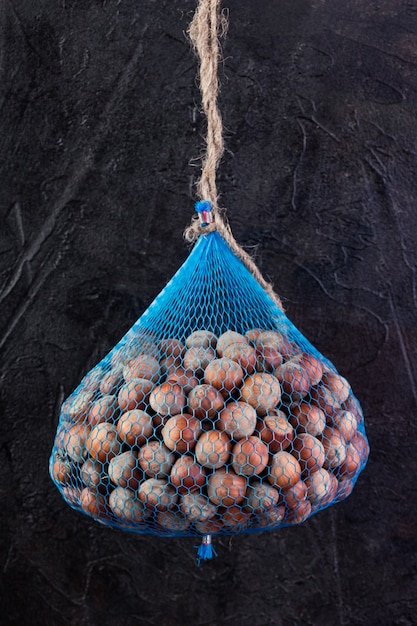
[{"left": 1, "top": 0, "right": 416, "bottom": 625}]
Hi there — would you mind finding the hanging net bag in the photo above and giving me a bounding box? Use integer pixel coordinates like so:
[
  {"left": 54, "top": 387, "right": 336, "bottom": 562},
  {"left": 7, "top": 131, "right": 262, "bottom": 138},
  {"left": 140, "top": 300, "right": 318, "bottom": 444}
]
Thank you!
[{"left": 49, "top": 0, "right": 369, "bottom": 562}]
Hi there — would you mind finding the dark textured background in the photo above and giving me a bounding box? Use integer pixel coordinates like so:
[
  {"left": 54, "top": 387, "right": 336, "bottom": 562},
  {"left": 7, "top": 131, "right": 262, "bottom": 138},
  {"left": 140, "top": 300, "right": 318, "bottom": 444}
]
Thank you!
[{"left": 1, "top": 1, "right": 416, "bottom": 625}]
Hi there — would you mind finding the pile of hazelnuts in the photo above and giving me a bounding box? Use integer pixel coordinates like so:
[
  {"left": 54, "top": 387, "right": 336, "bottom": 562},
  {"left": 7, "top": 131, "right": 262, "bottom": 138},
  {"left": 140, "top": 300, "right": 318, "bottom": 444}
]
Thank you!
[{"left": 50, "top": 327, "right": 369, "bottom": 535}]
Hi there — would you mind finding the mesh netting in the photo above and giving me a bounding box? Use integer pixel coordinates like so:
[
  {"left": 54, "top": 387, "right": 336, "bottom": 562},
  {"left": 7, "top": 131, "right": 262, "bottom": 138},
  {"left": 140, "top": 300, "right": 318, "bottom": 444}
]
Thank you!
[{"left": 50, "top": 231, "right": 369, "bottom": 537}]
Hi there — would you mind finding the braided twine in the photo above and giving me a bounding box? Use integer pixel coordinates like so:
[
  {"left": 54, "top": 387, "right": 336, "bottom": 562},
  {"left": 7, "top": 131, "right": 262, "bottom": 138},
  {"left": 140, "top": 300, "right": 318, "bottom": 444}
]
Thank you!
[{"left": 184, "top": 0, "right": 284, "bottom": 311}]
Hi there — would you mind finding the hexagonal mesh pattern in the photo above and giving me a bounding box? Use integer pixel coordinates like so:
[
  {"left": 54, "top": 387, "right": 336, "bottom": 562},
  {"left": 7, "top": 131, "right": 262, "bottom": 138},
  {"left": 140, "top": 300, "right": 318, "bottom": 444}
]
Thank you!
[{"left": 50, "top": 231, "right": 369, "bottom": 537}]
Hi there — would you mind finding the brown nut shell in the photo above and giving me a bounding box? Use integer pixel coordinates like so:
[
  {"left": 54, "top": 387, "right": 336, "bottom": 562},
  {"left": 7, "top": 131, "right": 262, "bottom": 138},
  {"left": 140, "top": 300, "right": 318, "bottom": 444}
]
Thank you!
[
  {"left": 281, "top": 479, "right": 308, "bottom": 509},
  {"left": 268, "top": 450, "right": 302, "bottom": 488},
  {"left": 185, "top": 330, "right": 217, "bottom": 350},
  {"left": 51, "top": 454, "right": 73, "bottom": 485},
  {"left": 255, "top": 346, "right": 283, "bottom": 372},
  {"left": 207, "top": 467, "right": 247, "bottom": 507},
  {"left": 80, "top": 487, "right": 107, "bottom": 518},
  {"left": 118, "top": 378, "right": 154, "bottom": 412},
  {"left": 289, "top": 403, "right": 326, "bottom": 437},
  {"left": 217, "top": 400, "right": 257, "bottom": 440},
  {"left": 216, "top": 330, "right": 248, "bottom": 357},
  {"left": 123, "top": 355, "right": 160, "bottom": 383},
  {"left": 337, "top": 443, "right": 361, "bottom": 480},
  {"left": 161, "top": 414, "right": 202, "bottom": 453},
  {"left": 188, "top": 384, "right": 224, "bottom": 419},
  {"left": 109, "top": 487, "right": 148, "bottom": 523},
  {"left": 108, "top": 450, "right": 142, "bottom": 490},
  {"left": 138, "top": 441, "right": 175, "bottom": 478},
  {"left": 222, "top": 505, "right": 251, "bottom": 529},
  {"left": 257, "top": 412, "right": 294, "bottom": 452},
  {"left": 195, "top": 430, "right": 231, "bottom": 469},
  {"left": 183, "top": 346, "right": 216, "bottom": 375},
  {"left": 157, "top": 510, "right": 191, "bottom": 533},
  {"left": 350, "top": 431, "right": 370, "bottom": 465},
  {"left": 170, "top": 456, "right": 207, "bottom": 494},
  {"left": 166, "top": 367, "right": 199, "bottom": 394},
  {"left": 246, "top": 480, "right": 280, "bottom": 512},
  {"left": 138, "top": 478, "right": 178, "bottom": 511},
  {"left": 231, "top": 436, "right": 269, "bottom": 476},
  {"left": 64, "top": 423, "right": 91, "bottom": 463},
  {"left": 180, "top": 493, "right": 216, "bottom": 523},
  {"left": 80, "top": 368, "right": 104, "bottom": 393},
  {"left": 341, "top": 394, "right": 364, "bottom": 426},
  {"left": 86, "top": 423, "right": 122, "bottom": 463},
  {"left": 291, "top": 433, "right": 326, "bottom": 474},
  {"left": 332, "top": 410, "right": 358, "bottom": 443},
  {"left": 305, "top": 468, "right": 337, "bottom": 507},
  {"left": 322, "top": 371, "right": 351, "bottom": 404},
  {"left": 275, "top": 359, "right": 310, "bottom": 399},
  {"left": 149, "top": 381, "right": 186, "bottom": 416},
  {"left": 240, "top": 372, "right": 281, "bottom": 416},
  {"left": 297, "top": 353, "right": 324, "bottom": 387},
  {"left": 88, "top": 395, "right": 117, "bottom": 427},
  {"left": 322, "top": 426, "right": 347, "bottom": 469},
  {"left": 80, "top": 459, "right": 107, "bottom": 490},
  {"left": 286, "top": 498, "right": 312, "bottom": 524},
  {"left": 223, "top": 343, "right": 257, "bottom": 374},
  {"left": 117, "top": 409, "right": 153, "bottom": 447},
  {"left": 204, "top": 357, "right": 244, "bottom": 394},
  {"left": 100, "top": 367, "right": 124, "bottom": 395},
  {"left": 62, "top": 392, "right": 94, "bottom": 424},
  {"left": 254, "top": 331, "right": 290, "bottom": 354}
]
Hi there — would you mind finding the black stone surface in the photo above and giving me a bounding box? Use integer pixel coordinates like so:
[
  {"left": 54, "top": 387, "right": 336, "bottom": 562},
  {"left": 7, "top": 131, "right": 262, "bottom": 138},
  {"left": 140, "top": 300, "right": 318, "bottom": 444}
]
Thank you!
[{"left": 1, "top": 1, "right": 416, "bottom": 625}]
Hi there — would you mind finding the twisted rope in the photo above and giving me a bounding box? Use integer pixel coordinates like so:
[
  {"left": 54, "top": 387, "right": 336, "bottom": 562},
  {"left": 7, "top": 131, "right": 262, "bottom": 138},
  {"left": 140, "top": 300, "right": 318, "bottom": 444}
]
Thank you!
[{"left": 184, "top": 0, "right": 284, "bottom": 312}]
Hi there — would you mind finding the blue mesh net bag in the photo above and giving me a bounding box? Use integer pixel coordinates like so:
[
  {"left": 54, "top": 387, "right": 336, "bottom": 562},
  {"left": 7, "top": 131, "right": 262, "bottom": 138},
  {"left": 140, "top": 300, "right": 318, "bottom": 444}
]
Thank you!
[
  {"left": 49, "top": 0, "right": 369, "bottom": 563},
  {"left": 49, "top": 204, "right": 369, "bottom": 560}
]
